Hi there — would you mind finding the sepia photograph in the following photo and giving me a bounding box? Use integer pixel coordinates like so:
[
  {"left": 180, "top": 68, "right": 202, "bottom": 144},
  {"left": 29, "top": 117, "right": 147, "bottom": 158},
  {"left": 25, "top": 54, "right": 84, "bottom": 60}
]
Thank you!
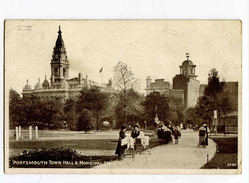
[{"left": 4, "top": 20, "right": 242, "bottom": 174}]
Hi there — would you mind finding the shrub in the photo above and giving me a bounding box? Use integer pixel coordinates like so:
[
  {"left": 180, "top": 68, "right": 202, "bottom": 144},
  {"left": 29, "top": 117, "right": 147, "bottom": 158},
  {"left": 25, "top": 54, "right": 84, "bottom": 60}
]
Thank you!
[{"left": 77, "top": 109, "right": 93, "bottom": 133}]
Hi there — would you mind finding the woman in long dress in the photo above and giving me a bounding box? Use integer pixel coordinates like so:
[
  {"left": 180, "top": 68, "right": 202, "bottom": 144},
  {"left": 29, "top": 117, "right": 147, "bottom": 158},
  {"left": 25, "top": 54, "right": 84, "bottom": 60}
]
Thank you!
[{"left": 115, "top": 124, "right": 127, "bottom": 160}]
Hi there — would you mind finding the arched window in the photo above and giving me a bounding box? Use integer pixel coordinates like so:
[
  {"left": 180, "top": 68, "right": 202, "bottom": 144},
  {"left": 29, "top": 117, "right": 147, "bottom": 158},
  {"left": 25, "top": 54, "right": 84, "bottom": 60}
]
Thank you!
[
  {"left": 54, "top": 68, "right": 58, "bottom": 77},
  {"left": 63, "top": 68, "right": 66, "bottom": 77}
]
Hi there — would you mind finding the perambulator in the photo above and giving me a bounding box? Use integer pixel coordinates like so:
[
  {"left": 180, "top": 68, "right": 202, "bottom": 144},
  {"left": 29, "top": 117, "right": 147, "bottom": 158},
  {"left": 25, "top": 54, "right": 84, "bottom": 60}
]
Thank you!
[
  {"left": 198, "top": 127, "right": 206, "bottom": 148},
  {"left": 124, "top": 138, "right": 145, "bottom": 157},
  {"left": 123, "top": 137, "right": 135, "bottom": 158},
  {"left": 134, "top": 138, "right": 144, "bottom": 154}
]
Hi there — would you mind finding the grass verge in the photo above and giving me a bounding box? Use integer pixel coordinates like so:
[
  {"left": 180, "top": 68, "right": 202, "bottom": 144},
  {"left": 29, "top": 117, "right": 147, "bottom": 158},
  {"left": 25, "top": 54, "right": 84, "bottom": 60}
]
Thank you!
[{"left": 201, "top": 136, "right": 238, "bottom": 169}]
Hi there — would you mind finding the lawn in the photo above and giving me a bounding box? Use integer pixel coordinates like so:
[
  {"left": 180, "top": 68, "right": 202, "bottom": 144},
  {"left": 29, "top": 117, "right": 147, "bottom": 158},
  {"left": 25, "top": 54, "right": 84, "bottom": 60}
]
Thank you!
[
  {"left": 9, "top": 132, "right": 162, "bottom": 168},
  {"left": 201, "top": 136, "right": 238, "bottom": 169}
]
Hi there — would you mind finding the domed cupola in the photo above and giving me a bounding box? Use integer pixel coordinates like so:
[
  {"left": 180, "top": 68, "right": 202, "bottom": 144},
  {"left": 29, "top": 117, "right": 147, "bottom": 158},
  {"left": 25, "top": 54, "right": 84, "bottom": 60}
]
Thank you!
[
  {"left": 23, "top": 79, "right": 32, "bottom": 90},
  {"left": 179, "top": 53, "right": 197, "bottom": 77},
  {"left": 35, "top": 78, "right": 42, "bottom": 90},
  {"left": 42, "top": 75, "right": 50, "bottom": 89}
]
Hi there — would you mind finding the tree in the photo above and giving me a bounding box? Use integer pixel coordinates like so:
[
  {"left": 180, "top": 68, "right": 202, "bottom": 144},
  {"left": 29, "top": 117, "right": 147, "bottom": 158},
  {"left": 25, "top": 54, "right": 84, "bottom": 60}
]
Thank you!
[
  {"left": 167, "top": 96, "right": 185, "bottom": 126},
  {"left": 195, "top": 68, "right": 232, "bottom": 128},
  {"left": 184, "top": 107, "right": 199, "bottom": 126},
  {"left": 113, "top": 61, "right": 140, "bottom": 124},
  {"left": 64, "top": 98, "right": 77, "bottom": 129},
  {"left": 21, "top": 95, "right": 64, "bottom": 128},
  {"left": 21, "top": 95, "right": 42, "bottom": 126},
  {"left": 77, "top": 87, "right": 108, "bottom": 131},
  {"left": 9, "top": 89, "right": 25, "bottom": 127},
  {"left": 77, "top": 109, "right": 93, "bottom": 133},
  {"left": 143, "top": 92, "right": 171, "bottom": 129},
  {"left": 115, "top": 89, "right": 144, "bottom": 128}
]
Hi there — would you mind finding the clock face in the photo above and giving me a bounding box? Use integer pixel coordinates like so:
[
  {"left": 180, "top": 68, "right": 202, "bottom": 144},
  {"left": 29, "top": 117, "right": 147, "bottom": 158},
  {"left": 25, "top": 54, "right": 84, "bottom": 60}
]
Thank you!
[{"left": 55, "top": 54, "right": 59, "bottom": 60}]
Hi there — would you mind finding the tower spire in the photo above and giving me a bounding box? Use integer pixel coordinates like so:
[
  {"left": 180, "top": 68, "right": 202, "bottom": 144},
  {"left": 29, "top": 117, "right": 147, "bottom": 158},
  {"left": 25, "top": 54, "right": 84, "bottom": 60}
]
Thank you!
[
  {"left": 58, "top": 25, "right": 61, "bottom": 35},
  {"left": 51, "top": 26, "right": 69, "bottom": 84}
]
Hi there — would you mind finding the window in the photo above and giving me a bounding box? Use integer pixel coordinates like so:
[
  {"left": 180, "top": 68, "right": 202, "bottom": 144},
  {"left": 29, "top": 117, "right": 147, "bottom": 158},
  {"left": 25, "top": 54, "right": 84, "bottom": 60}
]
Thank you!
[
  {"left": 54, "top": 68, "right": 58, "bottom": 77},
  {"left": 63, "top": 68, "right": 66, "bottom": 77}
]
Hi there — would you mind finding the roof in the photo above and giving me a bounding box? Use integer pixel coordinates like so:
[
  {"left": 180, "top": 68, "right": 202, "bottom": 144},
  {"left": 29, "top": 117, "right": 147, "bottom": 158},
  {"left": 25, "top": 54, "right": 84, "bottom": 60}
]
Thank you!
[
  {"left": 35, "top": 78, "right": 42, "bottom": 90},
  {"left": 182, "top": 60, "right": 193, "bottom": 66},
  {"left": 42, "top": 78, "right": 49, "bottom": 88},
  {"left": 23, "top": 80, "right": 32, "bottom": 90}
]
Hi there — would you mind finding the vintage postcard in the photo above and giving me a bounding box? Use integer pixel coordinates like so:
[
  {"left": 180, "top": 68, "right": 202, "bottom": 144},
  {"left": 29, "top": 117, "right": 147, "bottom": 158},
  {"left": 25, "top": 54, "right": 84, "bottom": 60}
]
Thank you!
[{"left": 4, "top": 20, "right": 242, "bottom": 174}]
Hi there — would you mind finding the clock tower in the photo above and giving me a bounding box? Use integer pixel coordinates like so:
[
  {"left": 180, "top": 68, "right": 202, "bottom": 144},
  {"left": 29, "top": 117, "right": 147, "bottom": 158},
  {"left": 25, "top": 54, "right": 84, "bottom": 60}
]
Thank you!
[
  {"left": 173, "top": 53, "right": 200, "bottom": 108},
  {"left": 50, "top": 26, "right": 69, "bottom": 85}
]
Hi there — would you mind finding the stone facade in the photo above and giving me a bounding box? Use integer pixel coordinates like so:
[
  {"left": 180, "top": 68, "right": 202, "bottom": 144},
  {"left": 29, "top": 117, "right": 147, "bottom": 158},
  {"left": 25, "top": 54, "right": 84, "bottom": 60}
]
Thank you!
[
  {"left": 145, "top": 77, "right": 184, "bottom": 104},
  {"left": 22, "top": 26, "right": 113, "bottom": 100},
  {"left": 145, "top": 77, "right": 171, "bottom": 96},
  {"left": 172, "top": 53, "right": 200, "bottom": 108}
]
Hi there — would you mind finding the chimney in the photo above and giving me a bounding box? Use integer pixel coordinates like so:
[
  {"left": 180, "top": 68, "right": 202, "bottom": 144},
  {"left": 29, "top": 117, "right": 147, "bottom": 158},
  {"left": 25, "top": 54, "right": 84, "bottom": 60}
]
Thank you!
[
  {"left": 86, "top": 75, "right": 89, "bottom": 89},
  {"left": 146, "top": 76, "right": 152, "bottom": 88},
  {"left": 78, "top": 73, "right": 82, "bottom": 86}
]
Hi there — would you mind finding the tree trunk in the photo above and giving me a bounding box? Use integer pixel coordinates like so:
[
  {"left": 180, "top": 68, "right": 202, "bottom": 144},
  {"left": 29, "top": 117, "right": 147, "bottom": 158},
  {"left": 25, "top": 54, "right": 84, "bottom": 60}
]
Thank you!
[
  {"left": 123, "top": 91, "right": 126, "bottom": 125},
  {"left": 73, "top": 110, "right": 76, "bottom": 128},
  {"left": 96, "top": 111, "right": 99, "bottom": 131}
]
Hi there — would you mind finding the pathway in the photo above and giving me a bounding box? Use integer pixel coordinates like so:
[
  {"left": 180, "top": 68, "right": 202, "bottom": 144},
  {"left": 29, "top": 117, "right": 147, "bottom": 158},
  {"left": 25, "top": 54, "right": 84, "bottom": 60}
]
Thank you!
[{"left": 93, "top": 129, "right": 216, "bottom": 169}]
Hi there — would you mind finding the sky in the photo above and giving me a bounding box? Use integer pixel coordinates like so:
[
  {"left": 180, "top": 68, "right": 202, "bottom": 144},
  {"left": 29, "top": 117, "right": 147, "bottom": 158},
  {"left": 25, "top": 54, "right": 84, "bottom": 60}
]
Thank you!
[{"left": 5, "top": 20, "right": 242, "bottom": 95}]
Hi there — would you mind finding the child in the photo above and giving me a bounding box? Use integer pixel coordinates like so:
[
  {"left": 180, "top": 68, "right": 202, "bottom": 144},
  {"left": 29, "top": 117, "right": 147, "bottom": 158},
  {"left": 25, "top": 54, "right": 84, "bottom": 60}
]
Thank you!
[{"left": 173, "top": 126, "right": 181, "bottom": 144}]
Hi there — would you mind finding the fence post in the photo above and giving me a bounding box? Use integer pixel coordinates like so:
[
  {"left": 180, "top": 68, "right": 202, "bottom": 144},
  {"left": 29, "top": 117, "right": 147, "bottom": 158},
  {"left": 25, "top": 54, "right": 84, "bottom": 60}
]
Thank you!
[
  {"left": 18, "top": 126, "right": 21, "bottom": 138},
  {"left": 15, "top": 126, "right": 19, "bottom": 140},
  {"left": 29, "top": 126, "right": 32, "bottom": 140},
  {"left": 35, "top": 126, "right": 38, "bottom": 139}
]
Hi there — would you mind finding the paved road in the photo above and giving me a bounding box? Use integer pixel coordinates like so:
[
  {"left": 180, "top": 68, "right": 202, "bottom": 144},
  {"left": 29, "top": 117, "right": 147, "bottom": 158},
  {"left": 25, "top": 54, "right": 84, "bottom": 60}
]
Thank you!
[{"left": 94, "top": 129, "right": 217, "bottom": 169}]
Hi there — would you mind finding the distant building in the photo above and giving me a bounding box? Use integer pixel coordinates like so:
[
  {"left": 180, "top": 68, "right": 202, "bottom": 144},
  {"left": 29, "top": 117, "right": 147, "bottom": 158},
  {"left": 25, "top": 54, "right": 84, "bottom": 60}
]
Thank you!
[
  {"left": 199, "top": 84, "right": 206, "bottom": 97},
  {"left": 145, "top": 53, "right": 200, "bottom": 107},
  {"left": 172, "top": 53, "right": 200, "bottom": 108},
  {"left": 22, "top": 26, "right": 113, "bottom": 100},
  {"left": 145, "top": 77, "right": 184, "bottom": 104},
  {"left": 145, "top": 77, "right": 171, "bottom": 96}
]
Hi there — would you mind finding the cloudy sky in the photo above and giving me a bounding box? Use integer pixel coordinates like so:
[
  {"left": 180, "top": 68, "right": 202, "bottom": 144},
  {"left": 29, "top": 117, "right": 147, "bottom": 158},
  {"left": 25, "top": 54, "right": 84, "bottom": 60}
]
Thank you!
[{"left": 5, "top": 20, "right": 241, "bottom": 95}]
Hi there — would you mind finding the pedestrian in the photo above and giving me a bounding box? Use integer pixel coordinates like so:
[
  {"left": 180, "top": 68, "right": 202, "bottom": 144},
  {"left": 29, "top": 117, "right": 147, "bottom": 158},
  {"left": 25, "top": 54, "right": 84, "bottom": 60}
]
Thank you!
[
  {"left": 115, "top": 124, "right": 127, "bottom": 160},
  {"left": 180, "top": 123, "right": 183, "bottom": 130},
  {"left": 173, "top": 126, "right": 181, "bottom": 144},
  {"left": 203, "top": 122, "right": 210, "bottom": 147},
  {"left": 131, "top": 124, "right": 140, "bottom": 139},
  {"left": 162, "top": 125, "right": 172, "bottom": 144}
]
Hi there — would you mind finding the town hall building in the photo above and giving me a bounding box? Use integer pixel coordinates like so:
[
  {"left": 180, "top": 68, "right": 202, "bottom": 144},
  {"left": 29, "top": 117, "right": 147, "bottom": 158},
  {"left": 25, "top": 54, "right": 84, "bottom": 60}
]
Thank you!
[{"left": 22, "top": 26, "right": 113, "bottom": 100}]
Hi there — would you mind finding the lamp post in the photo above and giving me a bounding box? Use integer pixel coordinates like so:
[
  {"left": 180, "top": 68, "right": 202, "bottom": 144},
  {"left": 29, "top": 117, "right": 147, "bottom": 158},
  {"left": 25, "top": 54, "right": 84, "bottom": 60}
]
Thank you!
[
  {"left": 154, "top": 113, "right": 160, "bottom": 133},
  {"left": 214, "top": 110, "right": 217, "bottom": 135},
  {"left": 144, "top": 120, "right": 147, "bottom": 131}
]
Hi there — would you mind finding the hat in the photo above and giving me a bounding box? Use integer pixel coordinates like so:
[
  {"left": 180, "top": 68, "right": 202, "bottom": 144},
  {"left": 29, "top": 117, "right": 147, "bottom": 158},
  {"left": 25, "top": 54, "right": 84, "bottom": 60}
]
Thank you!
[
  {"left": 133, "top": 124, "right": 140, "bottom": 128},
  {"left": 121, "top": 124, "right": 126, "bottom": 130}
]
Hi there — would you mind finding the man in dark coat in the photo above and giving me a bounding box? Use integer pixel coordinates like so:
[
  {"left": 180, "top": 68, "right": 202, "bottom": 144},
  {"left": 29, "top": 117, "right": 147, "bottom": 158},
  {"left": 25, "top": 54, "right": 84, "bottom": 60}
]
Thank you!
[
  {"left": 115, "top": 124, "right": 127, "bottom": 160},
  {"left": 203, "top": 122, "right": 209, "bottom": 146}
]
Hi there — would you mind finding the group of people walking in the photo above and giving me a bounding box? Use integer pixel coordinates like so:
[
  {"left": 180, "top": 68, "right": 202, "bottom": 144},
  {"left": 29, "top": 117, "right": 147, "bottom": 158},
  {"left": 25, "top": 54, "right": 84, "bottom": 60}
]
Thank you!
[{"left": 158, "top": 124, "right": 182, "bottom": 144}]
